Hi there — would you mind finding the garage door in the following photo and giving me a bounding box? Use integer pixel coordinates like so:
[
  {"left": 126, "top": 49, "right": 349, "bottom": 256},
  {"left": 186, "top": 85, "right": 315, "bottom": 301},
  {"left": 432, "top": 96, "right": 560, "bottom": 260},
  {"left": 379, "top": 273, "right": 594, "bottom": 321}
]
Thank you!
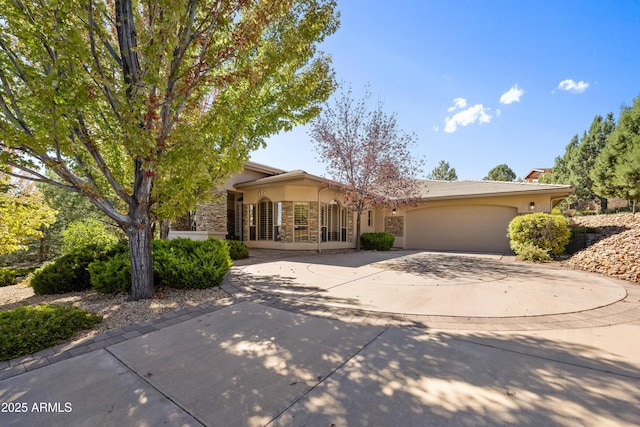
[{"left": 406, "top": 205, "right": 517, "bottom": 253}]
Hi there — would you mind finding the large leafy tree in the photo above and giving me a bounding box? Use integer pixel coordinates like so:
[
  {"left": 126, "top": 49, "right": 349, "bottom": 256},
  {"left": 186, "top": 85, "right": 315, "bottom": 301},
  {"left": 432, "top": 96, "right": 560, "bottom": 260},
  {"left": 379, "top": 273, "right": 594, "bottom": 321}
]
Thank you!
[
  {"left": 0, "top": 0, "right": 338, "bottom": 299},
  {"left": 592, "top": 96, "right": 640, "bottom": 212},
  {"left": 428, "top": 160, "right": 457, "bottom": 181},
  {"left": 0, "top": 173, "right": 56, "bottom": 255},
  {"left": 309, "top": 85, "right": 424, "bottom": 249},
  {"left": 543, "top": 114, "right": 615, "bottom": 208},
  {"left": 484, "top": 164, "right": 516, "bottom": 181}
]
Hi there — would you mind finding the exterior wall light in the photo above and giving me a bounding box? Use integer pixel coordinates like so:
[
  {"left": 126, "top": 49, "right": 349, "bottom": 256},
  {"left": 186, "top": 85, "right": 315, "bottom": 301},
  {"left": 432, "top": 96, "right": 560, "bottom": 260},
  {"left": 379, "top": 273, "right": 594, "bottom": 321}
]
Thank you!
[
  {"left": 529, "top": 202, "right": 535, "bottom": 211},
  {"left": 392, "top": 208, "right": 397, "bottom": 216}
]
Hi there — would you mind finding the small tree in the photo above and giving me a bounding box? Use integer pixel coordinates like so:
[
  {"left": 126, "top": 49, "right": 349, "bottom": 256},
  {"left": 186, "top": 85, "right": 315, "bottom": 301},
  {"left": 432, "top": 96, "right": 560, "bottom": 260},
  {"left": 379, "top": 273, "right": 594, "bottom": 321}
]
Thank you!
[
  {"left": 309, "top": 85, "right": 424, "bottom": 249},
  {"left": 0, "top": 174, "right": 56, "bottom": 255},
  {"left": 428, "top": 160, "right": 458, "bottom": 181},
  {"left": 484, "top": 164, "right": 516, "bottom": 181},
  {"left": 61, "top": 218, "right": 120, "bottom": 255}
]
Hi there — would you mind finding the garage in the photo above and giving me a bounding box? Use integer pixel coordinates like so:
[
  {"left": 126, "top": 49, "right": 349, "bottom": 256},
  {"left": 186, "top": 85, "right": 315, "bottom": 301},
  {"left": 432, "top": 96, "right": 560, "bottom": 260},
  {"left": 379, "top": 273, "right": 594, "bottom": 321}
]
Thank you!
[{"left": 405, "top": 204, "right": 518, "bottom": 253}]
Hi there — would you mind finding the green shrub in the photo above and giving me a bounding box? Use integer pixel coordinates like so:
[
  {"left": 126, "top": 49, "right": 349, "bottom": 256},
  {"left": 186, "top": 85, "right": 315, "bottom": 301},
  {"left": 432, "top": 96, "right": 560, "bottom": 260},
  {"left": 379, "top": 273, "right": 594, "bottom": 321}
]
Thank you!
[
  {"left": 508, "top": 213, "right": 570, "bottom": 260},
  {"left": 0, "top": 305, "right": 102, "bottom": 361},
  {"left": 88, "top": 249, "right": 131, "bottom": 294},
  {"left": 360, "top": 232, "right": 395, "bottom": 251},
  {"left": 30, "top": 245, "right": 111, "bottom": 295},
  {"left": 153, "top": 238, "right": 232, "bottom": 289},
  {"left": 61, "top": 218, "right": 120, "bottom": 255},
  {"left": 0, "top": 267, "right": 17, "bottom": 287},
  {"left": 88, "top": 238, "right": 233, "bottom": 294},
  {"left": 511, "top": 242, "right": 552, "bottom": 262},
  {"left": 226, "top": 239, "right": 249, "bottom": 260}
]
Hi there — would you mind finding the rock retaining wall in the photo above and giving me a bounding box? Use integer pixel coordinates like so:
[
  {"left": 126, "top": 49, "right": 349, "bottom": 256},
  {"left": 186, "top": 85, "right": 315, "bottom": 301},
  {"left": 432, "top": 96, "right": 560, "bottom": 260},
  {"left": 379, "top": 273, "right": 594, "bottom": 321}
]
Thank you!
[{"left": 563, "top": 213, "right": 640, "bottom": 283}]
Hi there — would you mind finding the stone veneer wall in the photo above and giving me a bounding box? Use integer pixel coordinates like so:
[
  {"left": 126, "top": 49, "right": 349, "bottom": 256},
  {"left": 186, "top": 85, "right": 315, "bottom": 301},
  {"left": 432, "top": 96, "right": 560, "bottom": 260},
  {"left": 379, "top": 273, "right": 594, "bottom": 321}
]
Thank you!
[
  {"left": 385, "top": 216, "right": 404, "bottom": 237},
  {"left": 242, "top": 204, "right": 250, "bottom": 242},
  {"left": 195, "top": 191, "right": 227, "bottom": 235},
  {"left": 309, "top": 202, "right": 319, "bottom": 243},
  {"left": 171, "top": 214, "right": 191, "bottom": 231},
  {"left": 281, "top": 201, "right": 293, "bottom": 243},
  {"left": 226, "top": 193, "right": 236, "bottom": 238}
]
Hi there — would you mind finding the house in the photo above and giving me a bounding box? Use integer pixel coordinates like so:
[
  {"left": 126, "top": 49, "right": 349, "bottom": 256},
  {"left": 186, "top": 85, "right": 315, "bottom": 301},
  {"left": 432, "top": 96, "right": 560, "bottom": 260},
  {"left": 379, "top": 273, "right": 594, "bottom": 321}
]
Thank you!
[
  {"left": 524, "top": 168, "right": 553, "bottom": 183},
  {"left": 169, "top": 162, "right": 573, "bottom": 253}
]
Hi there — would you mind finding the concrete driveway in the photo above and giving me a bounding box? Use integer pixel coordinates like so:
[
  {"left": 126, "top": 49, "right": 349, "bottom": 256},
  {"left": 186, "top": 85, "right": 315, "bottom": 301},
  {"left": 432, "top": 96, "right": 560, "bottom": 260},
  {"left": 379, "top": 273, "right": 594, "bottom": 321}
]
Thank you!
[
  {"left": 1, "top": 250, "right": 639, "bottom": 426},
  {"left": 231, "top": 250, "right": 627, "bottom": 317}
]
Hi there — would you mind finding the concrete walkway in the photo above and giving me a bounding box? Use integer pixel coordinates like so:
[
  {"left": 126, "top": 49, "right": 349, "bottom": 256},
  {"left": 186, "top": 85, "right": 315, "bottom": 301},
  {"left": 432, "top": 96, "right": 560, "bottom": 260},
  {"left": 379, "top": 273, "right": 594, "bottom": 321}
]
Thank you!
[{"left": 1, "top": 250, "right": 639, "bottom": 426}]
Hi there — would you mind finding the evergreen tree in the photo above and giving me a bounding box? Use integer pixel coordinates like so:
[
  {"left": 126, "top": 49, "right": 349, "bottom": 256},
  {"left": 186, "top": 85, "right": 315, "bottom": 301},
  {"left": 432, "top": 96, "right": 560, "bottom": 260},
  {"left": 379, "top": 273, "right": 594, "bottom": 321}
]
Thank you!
[
  {"left": 484, "top": 164, "right": 516, "bottom": 181},
  {"left": 428, "top": 160, "right": 458, "bottom": 181},
  {"left": 543, "top": 114, "right": 615, "bottom": 209},
  {"left": 592, "top": 97, "right": 640, "bottom": 212}
]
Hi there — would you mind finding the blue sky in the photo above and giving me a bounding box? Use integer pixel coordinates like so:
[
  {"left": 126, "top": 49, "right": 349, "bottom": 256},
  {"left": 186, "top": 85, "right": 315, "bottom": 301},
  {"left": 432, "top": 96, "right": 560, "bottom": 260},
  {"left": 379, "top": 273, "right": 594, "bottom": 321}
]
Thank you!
[{"left": 250, "top": 0, "right": 640, "bottom": 180}]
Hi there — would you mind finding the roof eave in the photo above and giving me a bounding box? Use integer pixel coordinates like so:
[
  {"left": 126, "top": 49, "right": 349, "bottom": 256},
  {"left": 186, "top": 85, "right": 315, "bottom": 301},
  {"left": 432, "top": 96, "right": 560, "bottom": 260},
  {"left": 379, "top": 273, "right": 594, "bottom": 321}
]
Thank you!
[{"left": 417, "top": 186, "right": 574, "bottom": 202}]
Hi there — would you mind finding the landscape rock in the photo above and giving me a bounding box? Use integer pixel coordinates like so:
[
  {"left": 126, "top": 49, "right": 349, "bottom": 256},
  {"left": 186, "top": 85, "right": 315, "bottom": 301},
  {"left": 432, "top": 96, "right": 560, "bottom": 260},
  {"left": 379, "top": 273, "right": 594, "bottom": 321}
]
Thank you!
[{"left": 563, "top": 213, "right": 640, "bottom": 283}]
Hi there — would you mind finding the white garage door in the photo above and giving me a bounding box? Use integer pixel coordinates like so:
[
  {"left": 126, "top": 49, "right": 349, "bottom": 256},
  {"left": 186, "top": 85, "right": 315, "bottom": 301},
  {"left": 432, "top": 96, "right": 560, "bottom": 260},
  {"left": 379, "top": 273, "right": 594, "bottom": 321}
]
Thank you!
[{"left": 406, "top": 205, "right": 517, "bottom": 253}]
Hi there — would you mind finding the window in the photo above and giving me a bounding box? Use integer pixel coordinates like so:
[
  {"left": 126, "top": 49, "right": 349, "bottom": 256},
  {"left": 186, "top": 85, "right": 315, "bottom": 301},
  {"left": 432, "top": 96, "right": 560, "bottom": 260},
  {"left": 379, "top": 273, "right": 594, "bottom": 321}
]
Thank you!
[
  {"left": 294, "top": 203, "right": 309, "bottom": 242},
  {"left": 341, "top": 206, "right": 348, "bottom": 241},
  {"left": 248, "top": 204, "right": 256, "bottom": 240},
  {"left": 274, "top": 202, "right": 282, "bottom": 241},
  {"left": 321, "top": 202, "right": 348, "bottom": 242},
  {"left": 367, "top": 210, "right": 372, "bottom": 227},
  {"left": 258, "top": 198, "right": 273, "bottom": 240}
]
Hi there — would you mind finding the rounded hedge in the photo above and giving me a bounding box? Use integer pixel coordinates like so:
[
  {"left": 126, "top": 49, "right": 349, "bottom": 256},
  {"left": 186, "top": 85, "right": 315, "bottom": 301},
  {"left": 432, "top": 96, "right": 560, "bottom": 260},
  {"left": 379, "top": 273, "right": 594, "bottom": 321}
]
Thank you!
[
  {"left": 30, "top": 238, "right": 233, "bottom": 295},
  {"left": 152, "top": 238, "right": 232, "bottom": 289},
  {"left": 360, "top": 232, "right": 395, "bottom": 251},
  {"left": 0, "top": 267, "right": 17, "bottom": 287},
  {"left": 226, "top": 240, "right": 249, "bottom": 260},
  {"left": 30, "top": 245, "right": 111, "bottom": 295},
  {"left": 89, "top": 238, "right": 233, "bottom": 294},
  {"left": 508, "top": 213, "right": 570, "bottom": 262}
]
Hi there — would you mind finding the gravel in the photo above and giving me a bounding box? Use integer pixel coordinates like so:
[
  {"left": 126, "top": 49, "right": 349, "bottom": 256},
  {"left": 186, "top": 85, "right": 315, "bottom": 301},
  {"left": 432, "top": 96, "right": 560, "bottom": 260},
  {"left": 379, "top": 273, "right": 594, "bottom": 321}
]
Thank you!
[{"left": 0, "top": 282, "right": 230, "bottom": 342}]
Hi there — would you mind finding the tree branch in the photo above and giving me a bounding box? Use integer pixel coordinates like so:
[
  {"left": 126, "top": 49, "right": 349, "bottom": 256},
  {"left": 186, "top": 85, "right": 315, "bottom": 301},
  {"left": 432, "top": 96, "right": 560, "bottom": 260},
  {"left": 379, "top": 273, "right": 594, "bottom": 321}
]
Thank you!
[
  {"left": 0, "top": 69, "right": 33, "bottom": 136},
  {"left": 74, "top": 111, "right": 133, "bottom": 205},
  {"left": 3, "top": 161, "right": 79, "bottom": 193},
  {"left": 0, "top": 38, "right": 29, "bottom": 84}
]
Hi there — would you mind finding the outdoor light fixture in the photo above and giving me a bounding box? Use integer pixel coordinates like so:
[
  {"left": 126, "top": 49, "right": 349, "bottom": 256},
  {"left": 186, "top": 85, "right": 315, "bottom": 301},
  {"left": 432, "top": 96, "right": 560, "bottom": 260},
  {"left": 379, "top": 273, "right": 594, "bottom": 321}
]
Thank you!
[
  {"left": 529, "top": 202, "right": 535, "bottom": 210},
  {"left": 392, "top": 208, "right": 397, "bottom": 216}
]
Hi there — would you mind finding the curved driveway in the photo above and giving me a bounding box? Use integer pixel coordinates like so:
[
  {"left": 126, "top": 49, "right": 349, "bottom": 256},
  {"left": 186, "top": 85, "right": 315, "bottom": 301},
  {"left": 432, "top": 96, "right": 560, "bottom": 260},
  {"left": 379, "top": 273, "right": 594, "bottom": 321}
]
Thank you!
[{"left": 229, "top": 249, "right": 638, "bottom": 331}]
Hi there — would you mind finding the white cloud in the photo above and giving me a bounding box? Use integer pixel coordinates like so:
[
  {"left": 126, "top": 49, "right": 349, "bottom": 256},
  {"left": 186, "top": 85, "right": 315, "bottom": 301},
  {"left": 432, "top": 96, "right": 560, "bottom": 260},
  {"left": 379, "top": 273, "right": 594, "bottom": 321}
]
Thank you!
[
  {"left": 447, "top": 97, "right": 467, "bottom": 112},
  {"left": 432, "top": 126, "right": 439, "bottom": 132},
  {"left": 500, "top": 85, "right": 524, "bottom": 104},
  {"left": 444, "top": 104, "right": 492, "bottom": 133},
  {"left": 556, "top": 79, "right": 589, "bottom": 94}
]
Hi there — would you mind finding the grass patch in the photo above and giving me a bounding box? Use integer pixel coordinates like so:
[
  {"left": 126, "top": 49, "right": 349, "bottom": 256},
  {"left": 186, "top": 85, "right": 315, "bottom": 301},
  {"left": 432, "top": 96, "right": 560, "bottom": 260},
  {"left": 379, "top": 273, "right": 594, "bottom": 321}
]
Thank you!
[{"left": 0, "top": 305, "right": 102, "bottom": 361}]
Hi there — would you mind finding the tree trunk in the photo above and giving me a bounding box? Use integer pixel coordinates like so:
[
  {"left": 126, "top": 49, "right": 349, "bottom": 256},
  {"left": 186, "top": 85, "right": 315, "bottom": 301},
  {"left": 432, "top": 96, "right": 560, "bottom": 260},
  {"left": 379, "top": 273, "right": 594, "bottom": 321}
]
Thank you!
[
  {"left": 127, "top": 220, "right": 154, "bottom": 300},
  {"left": 127, "top": 158, "right": 155, "bottom": 301},
  {"left": 600, "top": 197, "right": 608, "bottom": 212},
  {"left": 160, "top": 219, "right": 170, "bottom": 240},
  {"left": 355, "top": 212, "right": 361, "bottom": 250}
]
